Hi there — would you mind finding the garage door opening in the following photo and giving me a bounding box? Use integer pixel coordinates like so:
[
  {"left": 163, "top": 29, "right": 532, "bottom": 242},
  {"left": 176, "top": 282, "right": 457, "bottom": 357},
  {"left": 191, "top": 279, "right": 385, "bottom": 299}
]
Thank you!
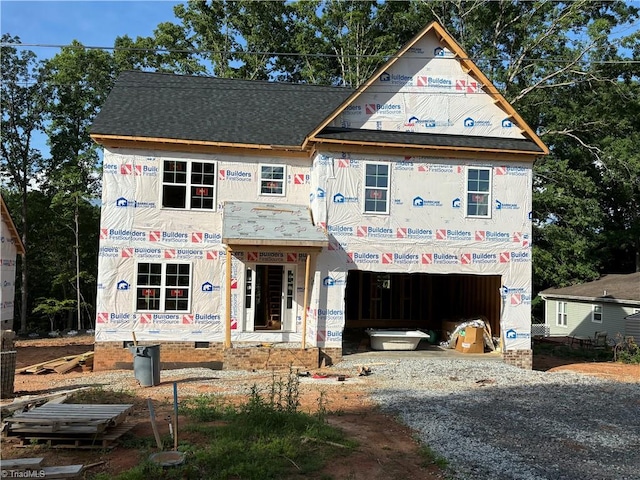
[{"left": 343, "top": 270, "right": 501, "bottom": 350}]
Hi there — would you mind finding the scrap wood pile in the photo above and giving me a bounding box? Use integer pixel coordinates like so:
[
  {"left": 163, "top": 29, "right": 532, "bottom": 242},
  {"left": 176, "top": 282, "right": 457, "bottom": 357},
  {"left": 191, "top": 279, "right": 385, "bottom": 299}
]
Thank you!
[{"left": 16, "top": 351, "right": 94, "bottom": 375}]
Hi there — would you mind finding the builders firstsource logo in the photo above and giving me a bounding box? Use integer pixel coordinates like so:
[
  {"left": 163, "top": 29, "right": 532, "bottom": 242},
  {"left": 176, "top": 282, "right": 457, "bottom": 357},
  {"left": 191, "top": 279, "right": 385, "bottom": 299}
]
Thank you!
[
  {"left": 378, "top": 71, "right": 414, "bottom": 86},
  {"left": 218, "top": 169, "right": 252, "bottom": 181}
]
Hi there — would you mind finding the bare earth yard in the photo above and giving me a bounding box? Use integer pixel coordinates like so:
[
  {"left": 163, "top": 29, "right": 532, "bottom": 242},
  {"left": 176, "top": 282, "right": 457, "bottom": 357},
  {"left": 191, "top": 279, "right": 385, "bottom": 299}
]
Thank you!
[{"left": 2, "top": 336, "right": 637, "bottom": 479}]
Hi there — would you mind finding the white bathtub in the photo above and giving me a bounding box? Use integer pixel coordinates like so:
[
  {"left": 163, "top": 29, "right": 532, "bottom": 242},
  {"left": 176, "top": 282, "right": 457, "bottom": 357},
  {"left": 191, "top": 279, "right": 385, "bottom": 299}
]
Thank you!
[{"left": 366, "top": 329, "right": 430, "bottom": 351}]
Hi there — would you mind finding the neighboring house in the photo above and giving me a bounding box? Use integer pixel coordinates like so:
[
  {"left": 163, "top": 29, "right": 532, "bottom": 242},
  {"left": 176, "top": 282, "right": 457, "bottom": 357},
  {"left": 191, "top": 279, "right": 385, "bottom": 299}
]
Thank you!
[
  {"left": 539, "top": 272, "right": 640, "bottom": 339},
  {"left": 90, "top": 22, "right": 548, "bottom": 371},
  {"left": 1, "top": 194, "right": 25, "bottom": 331}
]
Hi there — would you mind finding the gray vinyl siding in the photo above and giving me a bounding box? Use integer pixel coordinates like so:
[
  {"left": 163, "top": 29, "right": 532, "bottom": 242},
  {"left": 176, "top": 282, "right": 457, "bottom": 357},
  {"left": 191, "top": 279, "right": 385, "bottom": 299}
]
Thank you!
[{"left": 547, "top": 300, "right": 637, "bottom": 338}]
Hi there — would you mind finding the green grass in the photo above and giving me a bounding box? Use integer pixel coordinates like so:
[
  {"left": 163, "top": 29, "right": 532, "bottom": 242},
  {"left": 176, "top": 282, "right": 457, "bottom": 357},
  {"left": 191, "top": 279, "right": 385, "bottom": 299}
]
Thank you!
[
  {"left": 89, "top": 368, "right": 356, "bottom": 480},
  {"left": 67, "top": 386, "right": 139, "bottom": 405},
  {"left": 418, "top": 444, "right": 449, "bottom": 469}
]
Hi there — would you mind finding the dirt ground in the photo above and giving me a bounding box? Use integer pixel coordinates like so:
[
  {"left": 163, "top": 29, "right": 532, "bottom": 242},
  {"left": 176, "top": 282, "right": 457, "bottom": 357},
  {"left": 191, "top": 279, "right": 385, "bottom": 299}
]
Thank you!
[{"left": 2, "top": 336, "right": 638, "bottom": 479}]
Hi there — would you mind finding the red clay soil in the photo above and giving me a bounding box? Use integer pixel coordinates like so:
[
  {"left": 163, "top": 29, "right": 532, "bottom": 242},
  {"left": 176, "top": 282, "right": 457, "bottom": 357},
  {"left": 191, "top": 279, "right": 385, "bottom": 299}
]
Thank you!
[
  {"left": 3, "top": 337, "right": 443, "bottom": 479},
  {"left": 2, "top": 337, "right": 637, "bottom": 479}
]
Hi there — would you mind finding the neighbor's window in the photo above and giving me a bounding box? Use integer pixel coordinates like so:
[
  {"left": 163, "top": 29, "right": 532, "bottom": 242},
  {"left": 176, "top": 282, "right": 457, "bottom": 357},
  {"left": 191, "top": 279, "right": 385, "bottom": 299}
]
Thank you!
[
  {"left": 591, "top": 304, "right": 603, "bottom": 323},
  {"left": 364, "top": 163, "right": 389, "bottom": 213},
  {"left": 260, "top": 165, "right": 285, "bottom": 196},
  {"left": 136, "top": 262, "right": 191, "bottom": 312},
  {"left": 556, "top": 301, "right": 567, "bottom": 327},
  {"left": 466, "top": 167, "right": 491, "bottom": 217},
  {"left": 162, "top": 160, "right": 216, "bottom": 209}
]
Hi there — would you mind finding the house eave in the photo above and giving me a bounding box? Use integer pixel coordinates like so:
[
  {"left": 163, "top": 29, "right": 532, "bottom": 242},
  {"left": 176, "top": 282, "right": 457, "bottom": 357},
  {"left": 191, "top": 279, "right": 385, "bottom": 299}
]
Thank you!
[
  {"left": 90, "top": 134, "right": 308, "bottom": 154},
  {"left": 310, "top": 137, "right": 543, "bottom": 157},
  {"left": 540, "top": 293, "right": 640, "bottom": 306}
]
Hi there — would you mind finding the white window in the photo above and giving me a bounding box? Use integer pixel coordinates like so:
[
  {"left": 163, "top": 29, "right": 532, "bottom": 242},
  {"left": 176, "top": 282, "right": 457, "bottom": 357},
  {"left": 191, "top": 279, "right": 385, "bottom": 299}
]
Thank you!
[
  {"left": 466, "top": 167, "right": 491, "bottom": 218},
  {"left": 592, "top": 304, "right": 603, "bottom": 323},
  {"left": 556, "top": 301, "right": 567, "bottom": 327},
  {"left": 364, "top": 163, "right": 390, "bottom": 214},
  {"left": 260, "top": 164, "right": 285, "bottom": 196},
  {"left": 136, "top": 262, "right": 191, "bottom": 312},
  {"left": 162, "top": 160, "right": 216, "bottom": 209}
]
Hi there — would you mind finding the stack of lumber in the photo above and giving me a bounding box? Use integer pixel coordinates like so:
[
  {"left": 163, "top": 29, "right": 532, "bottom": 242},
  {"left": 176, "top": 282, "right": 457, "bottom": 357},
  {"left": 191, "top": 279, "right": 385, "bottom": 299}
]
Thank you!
[
  {"left": 16, "top": 351, "right": 94, "bottom": 375},
  {"left": 3, "top": 403, "right": 134, "bottom": 449}
]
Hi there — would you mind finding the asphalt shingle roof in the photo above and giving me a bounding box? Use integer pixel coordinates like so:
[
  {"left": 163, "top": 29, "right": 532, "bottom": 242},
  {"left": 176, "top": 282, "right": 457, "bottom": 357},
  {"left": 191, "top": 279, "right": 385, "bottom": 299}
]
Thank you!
[
  {"left": 314, "top": 127, "right": 544, "bottom": 153},
  {"left": 91, "top": 70, "right": 353, "bottom": 147},
  {"left": 540, "top": 272, "right": 640, "bottom": 303}
]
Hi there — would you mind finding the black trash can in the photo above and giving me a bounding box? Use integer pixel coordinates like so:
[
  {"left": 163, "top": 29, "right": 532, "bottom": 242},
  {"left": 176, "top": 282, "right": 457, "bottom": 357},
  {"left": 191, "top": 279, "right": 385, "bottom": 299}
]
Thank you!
[{"left": 129, "top": 345, "right": 161, "bottom": 386}]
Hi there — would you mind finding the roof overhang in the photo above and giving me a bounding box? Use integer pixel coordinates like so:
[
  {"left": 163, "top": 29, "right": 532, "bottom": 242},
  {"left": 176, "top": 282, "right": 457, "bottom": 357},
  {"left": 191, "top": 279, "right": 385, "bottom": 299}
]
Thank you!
[
  {"left": 90, "top": 134, "right": 310, "bottom": 157},
  {"left": 539, "top": 293, "right": 640, "bottom": 307},
  {"left": 312, "top": 127, "right": 544, "bottom": 156},
  {"left": 222, "top": 202, "right": 327, "bottom": 250}
]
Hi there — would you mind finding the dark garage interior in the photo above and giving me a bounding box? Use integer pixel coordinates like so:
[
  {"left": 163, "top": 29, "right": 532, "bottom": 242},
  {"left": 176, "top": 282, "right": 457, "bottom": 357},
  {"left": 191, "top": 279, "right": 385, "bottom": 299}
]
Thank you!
[{"left": 344, "top": 270, "right": 502, "bottom": 347}]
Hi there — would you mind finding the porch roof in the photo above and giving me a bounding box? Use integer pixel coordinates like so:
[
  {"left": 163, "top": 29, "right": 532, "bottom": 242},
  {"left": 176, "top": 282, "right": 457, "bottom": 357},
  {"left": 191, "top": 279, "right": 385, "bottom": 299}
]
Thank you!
[{"left": 221, "top": 201, "right": 327, "bottom": 250}]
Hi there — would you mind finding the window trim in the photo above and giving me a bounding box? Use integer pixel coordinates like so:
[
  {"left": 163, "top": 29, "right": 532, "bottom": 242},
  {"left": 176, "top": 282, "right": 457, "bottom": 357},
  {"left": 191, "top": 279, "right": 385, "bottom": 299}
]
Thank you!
[
  {"left": 135, "top": 261, "right": 193, "bottom": 313},
  {"left": 591, "top": 304, "right": 603, "bottom": 324},
  {"left": 362, "top": 161, "right": 390, "bottom": 215},
  {"left": 556, "top": 301, "right": 568, "bottom": 327},
  {"left": 465, "top": 166, "right": 492, "bottom": 219},
  {"left": 259, "top": 164, "right": 286, "bottom": 197},
  {"left": 161, "top": 159, "right": 217, "bottom": 211}
]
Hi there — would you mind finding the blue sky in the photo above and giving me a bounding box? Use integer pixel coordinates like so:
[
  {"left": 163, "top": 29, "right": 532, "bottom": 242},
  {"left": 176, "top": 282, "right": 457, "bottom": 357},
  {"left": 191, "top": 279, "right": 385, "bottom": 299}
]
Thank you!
[{"left": 1, "top": 0, "right": 184, "bottom": 59}]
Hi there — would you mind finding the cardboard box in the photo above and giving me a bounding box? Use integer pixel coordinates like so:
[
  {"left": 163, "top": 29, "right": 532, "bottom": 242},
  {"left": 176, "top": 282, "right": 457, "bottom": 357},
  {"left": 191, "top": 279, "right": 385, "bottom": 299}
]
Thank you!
[{"left": 455, "top": 326, "right": 484, "bottom": 354}]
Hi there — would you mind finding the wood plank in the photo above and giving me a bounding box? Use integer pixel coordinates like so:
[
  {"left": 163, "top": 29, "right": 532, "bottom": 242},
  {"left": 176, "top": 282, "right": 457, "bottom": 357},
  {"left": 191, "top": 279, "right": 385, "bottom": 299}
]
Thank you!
[
  {"left": 1, "top": 387, "right": 92, "bottom": 416},
  {"left": 10, "top": 427, "right": 104, "bottom": 434},
  {"left": 54, "top": 353, "right": 94, "bottom": 374},
  {"left": 0, "top": 457, "right": 44, "bottom": 469}
]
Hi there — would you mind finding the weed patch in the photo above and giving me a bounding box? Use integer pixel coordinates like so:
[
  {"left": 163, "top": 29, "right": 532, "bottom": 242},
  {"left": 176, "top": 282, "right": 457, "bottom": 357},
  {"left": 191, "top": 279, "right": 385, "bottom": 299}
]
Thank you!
[{"left": 90, "top": 367, "right": 355, "bottom": 480}]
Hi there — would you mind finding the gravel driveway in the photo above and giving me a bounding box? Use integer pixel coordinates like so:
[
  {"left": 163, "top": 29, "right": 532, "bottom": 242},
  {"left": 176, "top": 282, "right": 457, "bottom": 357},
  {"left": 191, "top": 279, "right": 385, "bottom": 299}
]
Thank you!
[{"left": 336, "top": 357, "right": 640, "bottom": 480}]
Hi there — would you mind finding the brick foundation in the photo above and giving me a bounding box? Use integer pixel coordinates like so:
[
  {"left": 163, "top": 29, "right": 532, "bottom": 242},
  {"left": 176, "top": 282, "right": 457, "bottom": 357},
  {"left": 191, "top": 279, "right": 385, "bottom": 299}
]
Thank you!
[
  {"left": 94, "top": 341, "right": 322, "bottom": 371},
  {"left": 94, "top": 341, "right": 225, "bottom": 371},
  {"left": 502, "top": 349, "right": 533, "bottom": 370},
  {"left": 223, "top": 346, "right": 318, "bottom": 371}
]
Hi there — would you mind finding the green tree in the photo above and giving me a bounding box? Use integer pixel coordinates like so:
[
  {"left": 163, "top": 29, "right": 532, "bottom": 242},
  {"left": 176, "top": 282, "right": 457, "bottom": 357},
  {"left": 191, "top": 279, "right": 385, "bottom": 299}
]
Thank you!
[
  {"left": 0, "top": 35, "right": 48, "bottom": 333},
  {"left": 40, "top": 41, "right": 114, "bottom": 330}
]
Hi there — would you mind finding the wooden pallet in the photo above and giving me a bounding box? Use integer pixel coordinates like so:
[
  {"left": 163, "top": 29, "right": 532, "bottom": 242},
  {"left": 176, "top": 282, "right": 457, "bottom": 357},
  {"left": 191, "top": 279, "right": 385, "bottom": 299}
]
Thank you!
[
  {"left": 4, "top": 403, "right": 134, "bottom": 448},
  {"left": 14, "top": 422, "right": 135, "bottom": 449}
]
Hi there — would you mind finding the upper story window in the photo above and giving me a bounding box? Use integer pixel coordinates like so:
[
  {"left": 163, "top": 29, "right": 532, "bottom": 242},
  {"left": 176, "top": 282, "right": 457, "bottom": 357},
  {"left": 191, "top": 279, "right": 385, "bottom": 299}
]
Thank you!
[
  {"left": 466, "top": 167, "right": 491, "bottom": 218},
  {"left": 364, "top": 163, "right": 389, "bottom": 214},
  {"left": 162, "top": 160, "right": 216, "bottom": 210},
  {"left": 556, "top": 301, "right": 567, "bottom": 327},
  {"left": 591, "top": 304, "right": 603, "bottom": 323},
  {"left": 260, "top": 165, "right": 285, "bottom": 196},
  {"left": 136, "top": 262, "right": 191, "bottom": 312}
]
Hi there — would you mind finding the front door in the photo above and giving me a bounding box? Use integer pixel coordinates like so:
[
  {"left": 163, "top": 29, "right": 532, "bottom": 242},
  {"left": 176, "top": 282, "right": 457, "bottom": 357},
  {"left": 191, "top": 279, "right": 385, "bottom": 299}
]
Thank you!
[{"left": 244, "top": 264, "right": 296, "bottom": 331}]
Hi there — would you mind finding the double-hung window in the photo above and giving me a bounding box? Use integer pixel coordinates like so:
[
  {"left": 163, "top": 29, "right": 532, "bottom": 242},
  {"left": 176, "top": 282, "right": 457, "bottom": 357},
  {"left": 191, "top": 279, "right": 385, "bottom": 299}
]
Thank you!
[
  {"left": 364, "top": 163, "right": 389, "bottom": 214},
  {"left": 136, "top": 262, "right": 191, "bottom": 312},
  {"left": 591, "top": 304, "right": 603, "bottom": 323},
  {"left": 162, "top": 160, "right": 216, "bottom": 209},
  {"left": 466, "top": 167, "right": 491, "bottom": 217},
  {"left": 260, "top": 165, "right": 285, "bottom": 196},
  {"left": 556, "top": 301, "right": 567, "bottom": 327}
]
